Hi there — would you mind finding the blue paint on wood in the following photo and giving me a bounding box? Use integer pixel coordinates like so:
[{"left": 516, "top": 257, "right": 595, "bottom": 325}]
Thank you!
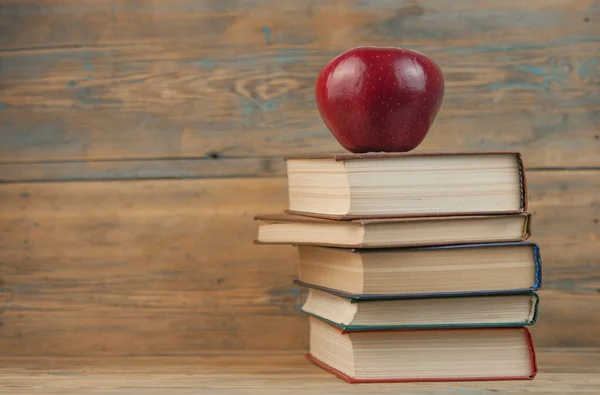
[
  {"left": 275, "top": 48, "right": 309, "bottom": 65},
  {"left": 239, "top": 97, "right": 255, "bottom": 117},
  {"left": 81, "top": 52, "right": 94, "bottom": 82},
  {"left": 238, "top": 96, "right": 278, "bottom": 117},
  {"left": 291, "top": 286, "right": 300, "bottom": 298},
  {"left": 542, "top": 77, "right": 552, "bottom": 88},
  {"left": 202, "top": 59, "right": 215, "bottom": 69},
  {"left": 498, "top": 56, "right": 521, "bottom": 62},
  {"left": 242, "top": 100, "right": 256, "bottom": 116},
  {"left": 20, "top": 193, "right": 29, "bottom": 198},
  {"left": 445, "top": 43, "right": 547, "bottom": 55},
  {"left": 262, "top": 100, "right": 277, "bottom": 111},
  {"left": 197, "top": 59, "right": 216, "bottom": 69},
  {"left": 0, "top": 118, "right": 86, "bottom": 152},
  {"left": 352, "top": 0, "right": 401, "bottom": 9},
  {"left": 261, "top": 26, "right": 272, "bottom": 45},
  {"left": 291, "top": 286, "right": 303, "bottom": 311},
  {"left": 120, "top": 77, "right": 147, "bottom": 85},
  {"left": 578, "top": 58, "right": 598, "bottom": 80},
  {"left": 486, "top": 82, "right": 546, "bottom": 90},
  {"left": 75, "top": 86, "right": 123, "bottom": 107},
  {"left": 513, "top": 65, "right": 546, "bottom": 75},
  {"left": 565, "top": 36, "right": 600, "bottom": 43},
  {"left": 185, "top": 48, "right": 316, "bottom": 70},
  {"left": 15, "top": 285, "right": 40, "bottom": 295},
  {"left": 0, "top": 103, "right": 6, "bottom": 110}
]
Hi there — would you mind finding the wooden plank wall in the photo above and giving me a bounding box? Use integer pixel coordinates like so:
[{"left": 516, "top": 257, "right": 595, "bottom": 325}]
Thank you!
[{"left": 0, "top": 0, "right": 599, "bottom": 357}]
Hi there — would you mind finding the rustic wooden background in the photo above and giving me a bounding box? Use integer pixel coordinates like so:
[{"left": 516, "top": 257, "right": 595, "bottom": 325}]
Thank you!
[{"left": 0, "top": 0, "right": 598, "bottom": 360}]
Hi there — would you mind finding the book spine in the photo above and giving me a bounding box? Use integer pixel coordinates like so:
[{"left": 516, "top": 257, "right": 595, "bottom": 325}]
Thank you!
[
  {"left": 517, "top": 153, "right": 528, "bottom": 212},
  {"left": 532, "top": 244, "right": 543, "bottom": 290},
  {"left": 523, "top": 213, "right": 532, "bottom": 240},
  {"left": 524, "top": 327, "right": 538, "bottom": 379},
  {"left": 529, "top": 293, "right": 540, "bottom": 325}
]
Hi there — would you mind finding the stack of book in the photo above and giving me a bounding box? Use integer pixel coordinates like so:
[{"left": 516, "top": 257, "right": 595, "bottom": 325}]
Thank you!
[{"left": 255, "top": 152, "right": 541, "bottom": 383}]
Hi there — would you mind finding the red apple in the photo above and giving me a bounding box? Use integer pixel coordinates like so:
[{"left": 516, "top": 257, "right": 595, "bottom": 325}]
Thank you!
[{"left": 315, "top": 46, "right": 444, "bottom": 153}]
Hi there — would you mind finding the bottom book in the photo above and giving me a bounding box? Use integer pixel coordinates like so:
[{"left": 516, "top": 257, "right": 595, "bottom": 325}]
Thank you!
[{"left": 307, "top": 316, "right": 537, "bottom": 383}]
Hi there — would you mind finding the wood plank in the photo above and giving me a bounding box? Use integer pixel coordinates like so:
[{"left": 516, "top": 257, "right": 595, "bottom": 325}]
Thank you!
[
  {"left": 0, "top": 157, "right": 288, "bottom": 182},
  {"left": 527, "top": 170, "right": 600, "bottom": 275},
  {"left": 0, "top": 170, "right": 599, "bottom": 356},
  {"left": 1, "top": 46, "right": 597, "bottom": 165},
  {"left": 0, "top": 356, "right": 600, "bottom": 395},
  {"left": 0, "top": 353, "right": 596, "bottom": 395},
  {"left": 0, "top": 351, "right": 598, "bottom": 394},
  {"left": 1, "top": 0, "right": 596, "bottom": 48},
  {"left": 0, "top": 177, "right": 306, "bottom": 355},
  {"left": 1, "top": 348, "right": 599, "bottom": 372},
  {"left": 0, "top": 374, "right": 598, "bottom": 395},
  {"left": 1, "top": 0, "right": 598, "bottom": 167},
  {"left": 2, "top": 157, "right": 600, "bottom": 183}
]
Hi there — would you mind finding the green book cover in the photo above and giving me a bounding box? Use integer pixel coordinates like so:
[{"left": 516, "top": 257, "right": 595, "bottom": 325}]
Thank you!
[{"left": 301, "top": 292, "right": 539, "bottom": 332}]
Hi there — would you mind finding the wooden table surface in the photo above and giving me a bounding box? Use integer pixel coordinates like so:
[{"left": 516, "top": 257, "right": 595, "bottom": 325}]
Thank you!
[
  {"left": 1, "top": 0, "right": 599, "bottom": 362},
  {"left": 1, "top": 349, "right": 598, "bottom": 394}
]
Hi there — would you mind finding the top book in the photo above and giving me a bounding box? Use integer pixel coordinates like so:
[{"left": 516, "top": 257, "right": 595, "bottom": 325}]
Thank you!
[{"left": 285, "top": 152, "right": 527, "bottom": 219}]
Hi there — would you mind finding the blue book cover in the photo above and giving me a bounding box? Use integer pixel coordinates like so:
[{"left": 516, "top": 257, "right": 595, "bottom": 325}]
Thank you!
[{"left": 294, "top": 242, "right": 542, "bottom": 300}]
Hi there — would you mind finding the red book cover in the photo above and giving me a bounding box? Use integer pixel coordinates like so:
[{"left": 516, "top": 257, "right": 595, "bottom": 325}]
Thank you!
[{"left": 307, "top": 326, "right": 538, "bottom": 383}]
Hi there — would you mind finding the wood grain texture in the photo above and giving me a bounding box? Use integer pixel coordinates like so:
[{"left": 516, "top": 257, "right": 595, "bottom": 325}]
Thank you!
[
  {"left": 0, "top": 0, "right": 599, "bottom": 362},
  {"left": 0, "top": 0, "right": 599, "bottom": 170},
  {"left": 0, "top": 171, "right": 598, "bottom": 356},
  {"left": 0, "top": 157, "right": 288, "bottom": 183},
  {"left": 2, "top": 157, "right": 600, "bottom": 183},
  {"left": 0, "top": 351, "right": 598, "bottom": 394},
  {"left": 1, "top": 374, "right": 599, "bottom": 395},
  {"left": 1, "top": 348, "right": 599, "bottom": 372},
  {"left": 0, "top": 177, "right": 305, "bottom": 355}
]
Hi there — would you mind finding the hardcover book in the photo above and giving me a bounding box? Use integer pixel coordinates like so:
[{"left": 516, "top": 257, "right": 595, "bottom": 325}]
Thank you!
[
  {"left": 255, "top": 212, "right": 531, "bottom": 248},
  {"left": 301, "top": 288, "right": 539, "bottom": 331},
  {"left": 285, "top": 152, "right": 527, "bottom": 219},
  {"left": 295, "top": 242, "right": 542, "bottom": 299},
  {"left": 307, "top": 316, "right": 538, "bottom": 383}
]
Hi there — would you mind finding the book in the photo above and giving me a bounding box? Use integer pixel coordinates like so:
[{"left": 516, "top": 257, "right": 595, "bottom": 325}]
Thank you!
[
  {"left": 295, "top": 242, "right": 542, "bottom": 299},
  {"left": 307, "top": 316, "right": 537, "bottom": 383},
  {"left": 285, "top": 152, "right": 527, "bottom": 219},
  {"left": 254, "top": 212, "right": 531, "bottom": 248},
  {"left": 301, "top": 289, "right": 539, "bottom": 331}
]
